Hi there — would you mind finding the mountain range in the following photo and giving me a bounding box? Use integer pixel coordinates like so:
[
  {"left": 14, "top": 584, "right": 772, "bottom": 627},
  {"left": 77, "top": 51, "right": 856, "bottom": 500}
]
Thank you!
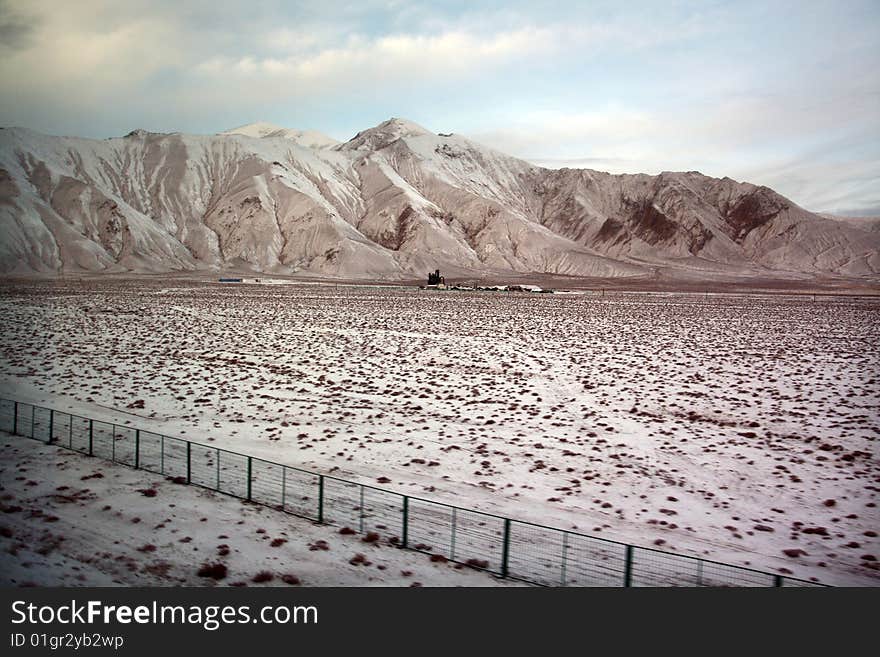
[{"left": 1, "top": 117, "right": 877, "bottom": 281}]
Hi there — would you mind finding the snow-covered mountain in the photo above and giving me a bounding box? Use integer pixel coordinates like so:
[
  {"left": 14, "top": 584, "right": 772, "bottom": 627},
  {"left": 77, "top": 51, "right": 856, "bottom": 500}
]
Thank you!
[
  {"left": 1, "top": 117, "right": 877, "bottom": 280},
  {"left": 220, "top": 122, "right": 340, "bottom": 149}
]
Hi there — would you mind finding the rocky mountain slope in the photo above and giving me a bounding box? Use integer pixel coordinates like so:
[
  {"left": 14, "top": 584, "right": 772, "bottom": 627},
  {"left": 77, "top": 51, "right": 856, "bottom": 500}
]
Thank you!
[{"left": 1, "top": 118, "right": 877, "bottom": 280}]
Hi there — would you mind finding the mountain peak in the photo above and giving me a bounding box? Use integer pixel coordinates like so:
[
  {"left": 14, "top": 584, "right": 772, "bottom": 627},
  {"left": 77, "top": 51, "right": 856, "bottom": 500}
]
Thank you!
[
  {"left": 222, "top": 121, "right": 287, "bottom": 137},
  {"left": 376, "top": 117, "right": 431, "bottom": 135},
  {"left": 342, "top": 117, "right": 433, "bottom": 150},
  {"left": 220, "top": 122, "right": 339, "bottom": 149}
]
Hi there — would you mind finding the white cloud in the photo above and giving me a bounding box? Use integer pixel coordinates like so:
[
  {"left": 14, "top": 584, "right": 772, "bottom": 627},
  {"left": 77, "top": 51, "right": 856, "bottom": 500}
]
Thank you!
[
  {"left": 0, "top": 0, "right": 877, "bottom": 211},
  {"left": 472, "top": 100, "right": 880, "bottom": 213},
  {"left": 196, "top": 27, "right": 557, "bottom": 85},
  {"left": 470, "top": 109, "right": 658, "bottom": 160},
  {"left": 0, "top": 2, "right": 188, "bottom": 99}
]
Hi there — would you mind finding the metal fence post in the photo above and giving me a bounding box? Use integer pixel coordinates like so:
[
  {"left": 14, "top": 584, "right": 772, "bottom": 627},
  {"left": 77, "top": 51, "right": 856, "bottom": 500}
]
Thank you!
[
  {"left": 30, "top": 405, "right": 35, "bottom": 438},
  {"left": 12, "top": 401, "right": 17, "bottom": 435},
  {"left": 402, "top": 496, "right": 409, "bottom": 548},
  {"left": 88, "top": 420, "right": 93, "bottom": 456},
  {"left": 624, "top": 545, "right": 634, "bottom": 587},
  {"left": 186, "top": 441, "right": 192, "bottom": 484},
  {"left": 281, "top": 467, "right": 287, "bottom": 510},
  {"left": 317, "top": 475, "right": 324, "bottom": 523},
  {"left": 358, "top": 485, "right": 364, "bottom": 533},
  {"left": 246, "top": 457, "right": 253, "bottom": 501},
  {"left": 111, "top": 425, "right": 116, "bottom": 462},
  {"left": 216, "top": 449, "right": 220, "bottom": 491},
  {"left": 48, "top": 409, "right": 54, "bottom": 444},
  {"left": 560, "top": 532, "right": 569, "bottom": 586},
  {"left": 501, "top": 518, "right": 511, "bottom": 578},
  {"left": 450, "top": 507, "right": 457, "bottom": 559},
  {"left": 774, "top": 575, "right": 783, "bottom": 587},
  {"left": 134, "top": 430, "right": 140, "bottom": 469}
]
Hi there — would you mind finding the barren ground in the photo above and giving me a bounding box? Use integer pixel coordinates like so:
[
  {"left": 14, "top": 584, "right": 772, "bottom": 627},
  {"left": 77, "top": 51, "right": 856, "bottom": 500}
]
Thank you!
[{"left": 0, "top": 277, "right": 877, "bottom": 585}]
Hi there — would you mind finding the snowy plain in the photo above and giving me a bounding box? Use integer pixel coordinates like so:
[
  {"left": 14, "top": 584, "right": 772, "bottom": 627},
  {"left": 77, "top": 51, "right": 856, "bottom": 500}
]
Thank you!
[{"left": 0, "top": 278, "right": 877, "bottom": 586}]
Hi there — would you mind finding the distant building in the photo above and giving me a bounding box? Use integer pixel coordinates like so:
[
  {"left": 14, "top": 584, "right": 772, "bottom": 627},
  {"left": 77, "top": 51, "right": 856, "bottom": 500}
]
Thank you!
[{"left": 419, "top": 270, "right": 552, "bottom": 294}]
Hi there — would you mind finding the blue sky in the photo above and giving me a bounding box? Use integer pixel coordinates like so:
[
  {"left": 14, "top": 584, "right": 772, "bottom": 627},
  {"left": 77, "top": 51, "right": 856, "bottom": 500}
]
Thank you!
[{"left": 1, "top": 0, "right": 878, "bottom": 213}]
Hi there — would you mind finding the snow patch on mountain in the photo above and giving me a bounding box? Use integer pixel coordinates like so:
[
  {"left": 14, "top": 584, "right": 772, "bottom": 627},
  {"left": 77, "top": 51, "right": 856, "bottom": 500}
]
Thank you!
[
  {"left": 221, "top": 122, "right": 340, "bottom": 149},
  {"left": 0, "top": 120, "right": 877, "bottom": 280}
]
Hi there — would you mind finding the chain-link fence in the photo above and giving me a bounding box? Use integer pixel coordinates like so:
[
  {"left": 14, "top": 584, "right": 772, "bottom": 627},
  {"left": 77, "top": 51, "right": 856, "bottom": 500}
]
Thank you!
[{"left": 0, "top": 398, "right": 826, "bottom": 587}]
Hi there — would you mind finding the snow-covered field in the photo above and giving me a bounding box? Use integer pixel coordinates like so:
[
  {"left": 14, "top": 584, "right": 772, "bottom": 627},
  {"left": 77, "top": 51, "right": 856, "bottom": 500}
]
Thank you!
[
  {"left": 0, "top": 433, "right": 515, "bottom": 586},
  {"left": 0, "top": 278, "right": 877, "bottom": 586}
]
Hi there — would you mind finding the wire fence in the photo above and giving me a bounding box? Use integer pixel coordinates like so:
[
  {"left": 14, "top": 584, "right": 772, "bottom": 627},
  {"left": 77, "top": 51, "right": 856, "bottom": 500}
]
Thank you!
[{"left": 0, "top": 397, "right": 826, "bottom": 587}]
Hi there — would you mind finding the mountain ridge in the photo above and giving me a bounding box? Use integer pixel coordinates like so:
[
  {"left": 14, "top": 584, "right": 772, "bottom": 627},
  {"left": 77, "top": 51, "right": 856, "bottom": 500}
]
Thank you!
[{"left": 0, "top": 120, "right": 877, "bottom": 280}]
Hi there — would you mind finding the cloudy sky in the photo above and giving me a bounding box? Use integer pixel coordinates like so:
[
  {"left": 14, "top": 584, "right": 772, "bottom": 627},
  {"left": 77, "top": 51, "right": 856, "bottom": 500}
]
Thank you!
[{"left": 1, "top": 0, "right": 878, "bottom": 214}]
